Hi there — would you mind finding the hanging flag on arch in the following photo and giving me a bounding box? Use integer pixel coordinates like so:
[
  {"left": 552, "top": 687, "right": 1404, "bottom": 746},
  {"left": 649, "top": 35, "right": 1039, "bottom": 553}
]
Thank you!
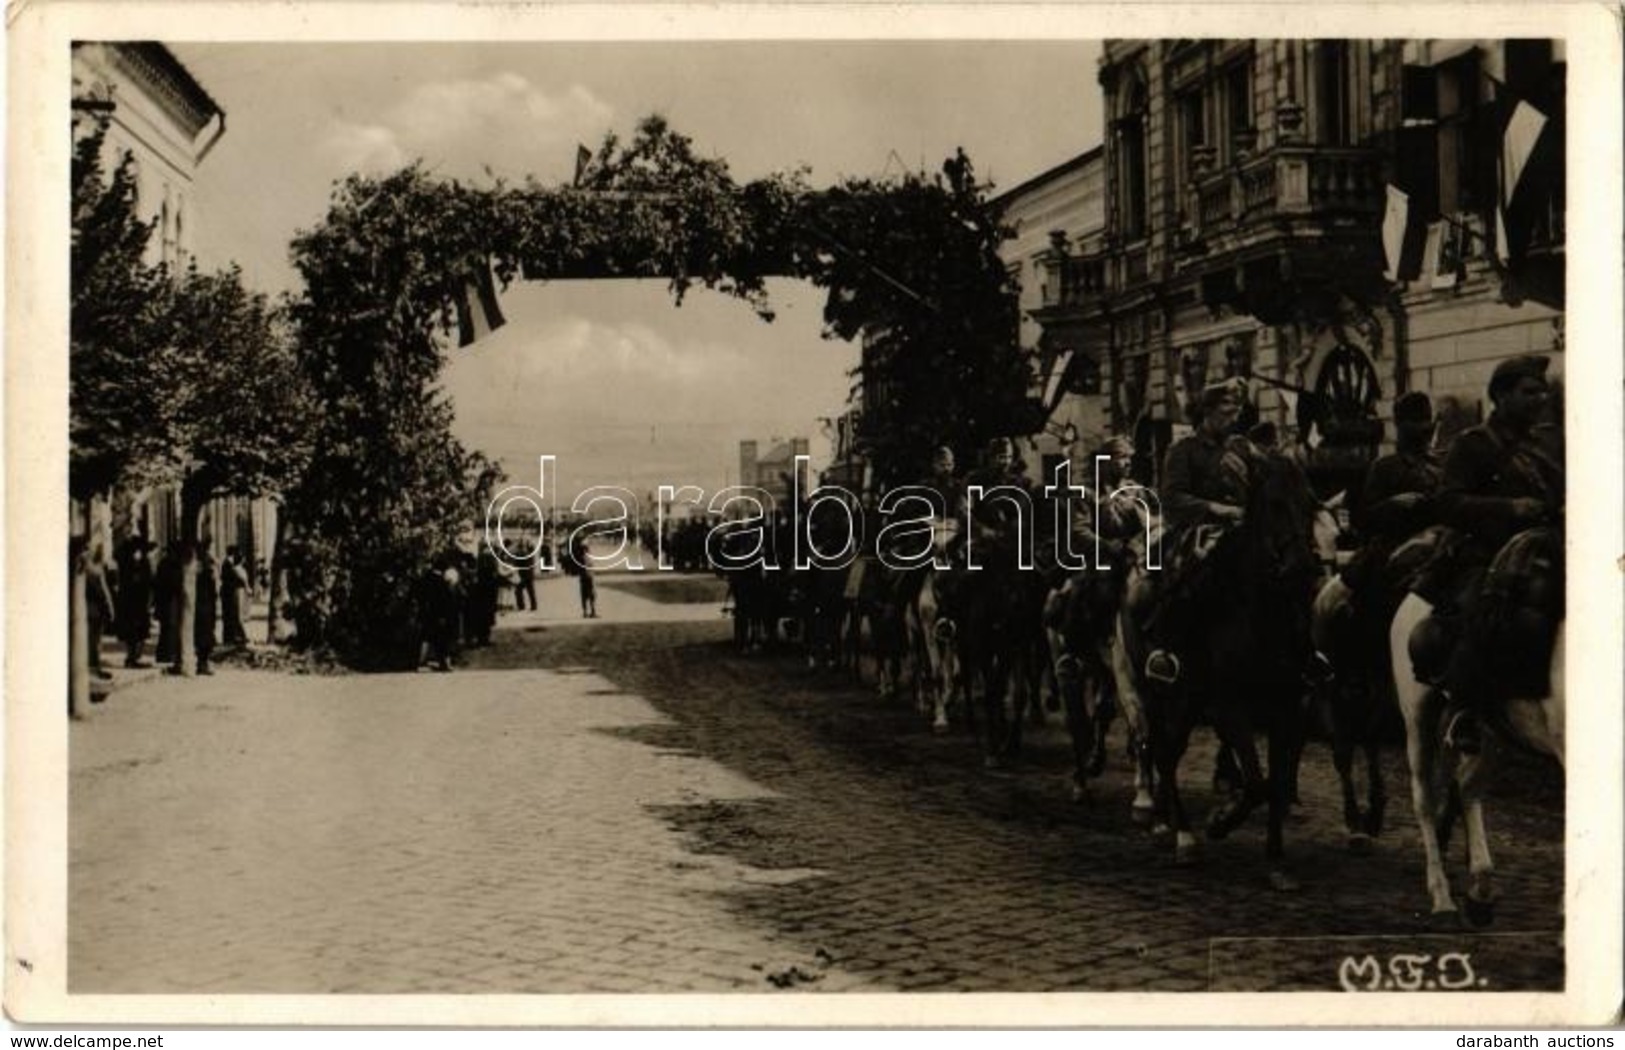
[{"left": 455, "top": 260, "right": 507, "bottom": 348}]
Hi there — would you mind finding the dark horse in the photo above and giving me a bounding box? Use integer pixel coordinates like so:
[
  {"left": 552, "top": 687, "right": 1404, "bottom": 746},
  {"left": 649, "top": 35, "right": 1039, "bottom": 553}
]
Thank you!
[
  {"left": 1124, "top": 452, "right": 1320, "bottom": 887},
  {"left": 953, "top": 524, "right": 1052, "bottom": 768}
]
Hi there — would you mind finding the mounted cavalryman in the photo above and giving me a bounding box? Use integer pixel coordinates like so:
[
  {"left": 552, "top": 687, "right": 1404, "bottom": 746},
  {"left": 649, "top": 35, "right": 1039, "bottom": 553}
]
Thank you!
[{"left": 1422, "top": 355, "right": 1565, "bottom": 753}]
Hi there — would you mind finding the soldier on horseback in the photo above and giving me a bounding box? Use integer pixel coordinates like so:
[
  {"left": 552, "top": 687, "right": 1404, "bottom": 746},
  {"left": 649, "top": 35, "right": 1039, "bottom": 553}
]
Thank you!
[
  {"left": 1424, "top": 356, "right": 1564, "bottom": 754},
  {"left": 1125, "top": 378, "right": 1252, "bottom": 685},
  {"left": 1346, "top": 392, "right": 1444, "bottom": 594}
]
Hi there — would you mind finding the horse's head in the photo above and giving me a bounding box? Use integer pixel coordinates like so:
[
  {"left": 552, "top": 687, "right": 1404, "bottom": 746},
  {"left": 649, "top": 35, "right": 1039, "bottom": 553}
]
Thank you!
[{"left": 1237, "top": 451, "right": 1321, "bottom": 591}]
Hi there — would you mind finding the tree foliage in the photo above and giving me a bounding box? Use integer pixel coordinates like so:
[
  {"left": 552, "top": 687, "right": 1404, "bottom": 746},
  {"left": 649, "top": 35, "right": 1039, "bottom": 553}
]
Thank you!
[
  {"left": 283, "top": 166, "right": 503, "bottom": 666},
  {"left": 166, "top": 264, "right": 317, "bottom": 530},
  {"left": 70, "top": 115, "right": 173, "bottom": 499},
  {"left": 71, "top": 115, "right": 317, "bottom": 520}
]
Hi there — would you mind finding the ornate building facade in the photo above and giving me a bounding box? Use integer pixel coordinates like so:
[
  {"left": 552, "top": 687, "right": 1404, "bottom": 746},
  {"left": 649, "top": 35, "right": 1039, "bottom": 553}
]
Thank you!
[{"left": 1031, "top": 39, "right": 1565, "bottom": 494}]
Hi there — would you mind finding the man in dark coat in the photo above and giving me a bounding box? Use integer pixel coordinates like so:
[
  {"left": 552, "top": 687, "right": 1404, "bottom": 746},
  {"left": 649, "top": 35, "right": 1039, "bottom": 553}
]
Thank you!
[
  {"left": 1345, "top": 392, "right": 1444, "bottom": 598},
  {"left": 220, "top": 545, "right": 250, "bottom": 646},
  {"left": 193, "top": 538, "right": 219, "bottom": 675},
  {"left": 153, "top": 541, "right": 182, "bottom": 666},
  {"left": 417, "top": 556, "right": 458, "bottom": 672},
  {"left": 114, "top": 536, "right": 154, "bottom": 668},
  {"left": 1431, "top": 356, "right": 1564, "bottom": 752}
]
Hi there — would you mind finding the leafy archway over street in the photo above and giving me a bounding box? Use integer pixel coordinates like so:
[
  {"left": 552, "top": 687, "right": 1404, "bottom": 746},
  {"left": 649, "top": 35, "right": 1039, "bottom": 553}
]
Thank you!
[{"left": 286, "top": 116, "right": 1033, "bottom": 664}]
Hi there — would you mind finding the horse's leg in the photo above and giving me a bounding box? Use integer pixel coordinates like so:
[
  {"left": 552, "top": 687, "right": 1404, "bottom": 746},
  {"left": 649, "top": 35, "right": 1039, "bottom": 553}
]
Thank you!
[
  {"left": 1088, "top": 663, "right": 1115, "bottom": 778},
  {"left": 1364, "top": 733, "right": 1388, "bottom": 838},
  {"left": 1207, "top": 701, "right": 1267, "bottom": 840},
  {"left": 1157, "top": 721, "right": 1197, "bottom": 865},
  {"left": 1454, "top": 753, "right": 1498, "bottom": 928},
  {"left": 1331, "top": 681, "right": 1369, "bottom": 850},
  {"left": 1266, "top": 690, "right": 1306, "bottom": 891},
  {"left": 1110, "top": 617, "right": 1157, "bottom": 825},
  {"left": 1052, "top": 629, "right": 1093, "bottom": 800},
  {"left": 1392, "top": 594, "right": 1458, "bottom": 918}
]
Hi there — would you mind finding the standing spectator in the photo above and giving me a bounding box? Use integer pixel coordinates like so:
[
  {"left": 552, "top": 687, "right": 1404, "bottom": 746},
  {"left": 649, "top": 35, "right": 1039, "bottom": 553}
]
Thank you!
[
  {"left": 572, "top": 534, "right": 597, "bottom": 618},
  {"left": 85, "top": 539, "right": 115, "bottom": 680},
  {"left": 417, "top": 556, "right": 458, "bottom": 672},
  {"left": 193, "top": 538, "right": 219, "bottom": 675},
  {"left": 114, "top": 536, "right": 154, "bottom": 668},
  {"left": 495, "top": 554, "right": 518, "bottom": 614},
  {"left": 470, "top": 544, "right": 501, "bottom": 645},
  {"left": 514, "top": 547, "right": 538, "bottom": 611},
  {"left": 153, "top": 541, "right": 182, "bottom": 666},
  {"left": 220, "top": 545, "right": 251, "bottom": 646}
]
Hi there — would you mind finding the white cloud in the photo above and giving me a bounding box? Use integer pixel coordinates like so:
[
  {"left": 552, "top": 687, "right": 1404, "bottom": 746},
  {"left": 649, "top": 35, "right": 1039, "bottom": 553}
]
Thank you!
[
  {"left": 319, "top": 73, "right": 613, "bottom": 181},
  {"left": 318, "top": 121, "right": 407, "bottom": 176}
]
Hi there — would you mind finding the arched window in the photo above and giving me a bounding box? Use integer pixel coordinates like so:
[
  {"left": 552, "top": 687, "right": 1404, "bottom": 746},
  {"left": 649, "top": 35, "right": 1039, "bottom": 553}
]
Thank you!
[{"left": 1113, "top": 67, "right": 1149, "bottom": 240}]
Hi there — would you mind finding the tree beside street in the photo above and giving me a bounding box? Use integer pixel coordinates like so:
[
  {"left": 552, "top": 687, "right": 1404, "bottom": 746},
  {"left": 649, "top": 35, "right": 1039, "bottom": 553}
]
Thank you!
[{"left": 70, "top": 112, "right": 318, "bottom": 687}]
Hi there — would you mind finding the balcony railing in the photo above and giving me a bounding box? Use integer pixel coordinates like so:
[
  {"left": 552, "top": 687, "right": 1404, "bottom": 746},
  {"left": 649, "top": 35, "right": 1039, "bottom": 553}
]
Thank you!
[
  {"left": 1038, "top": 248, "right": 1110, "bottom": 309},
  {"left": 1184, "top": 143, "right": 1384, "bottom": 245}
]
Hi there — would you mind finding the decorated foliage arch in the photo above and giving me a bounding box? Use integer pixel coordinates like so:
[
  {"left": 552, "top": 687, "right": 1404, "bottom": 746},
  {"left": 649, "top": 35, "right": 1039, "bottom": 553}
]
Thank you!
[{"left": 284, "top": 116, "right": 1032, "bottom": 665}]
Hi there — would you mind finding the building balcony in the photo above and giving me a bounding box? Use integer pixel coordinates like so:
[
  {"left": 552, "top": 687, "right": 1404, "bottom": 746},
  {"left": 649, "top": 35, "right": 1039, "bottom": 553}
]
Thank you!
[
  {"left": 1038, "top": 246, "right": 1109, "bottom": 309},
  {"left": 1183, "top": 143, "right": 1385, "bottom": 250},
  {"left": 1035, "top": 240, "right": 1149, "bottom": 315}
]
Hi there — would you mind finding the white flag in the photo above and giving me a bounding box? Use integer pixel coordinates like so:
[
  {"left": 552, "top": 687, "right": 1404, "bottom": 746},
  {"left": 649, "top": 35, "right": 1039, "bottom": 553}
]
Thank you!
[
  {"left": 1502, "top": 100, "right": 1548, "bottom": 203},
  {"left": 1382, "top": 184, "right": 1410, "bottom": 281}
]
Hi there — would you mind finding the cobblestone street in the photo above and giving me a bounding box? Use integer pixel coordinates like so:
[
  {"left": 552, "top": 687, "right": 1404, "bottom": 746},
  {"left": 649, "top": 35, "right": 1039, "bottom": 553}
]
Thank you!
[{"left": 70, "top": 575, "right": 1565, "bottom": 994}]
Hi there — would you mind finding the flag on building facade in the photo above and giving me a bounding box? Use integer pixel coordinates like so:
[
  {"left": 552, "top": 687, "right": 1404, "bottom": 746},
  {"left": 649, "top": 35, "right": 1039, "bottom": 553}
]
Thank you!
[
  {"left": 1381, "top": 183, "right": 1427, "bottom": 282},
  {"left": 455, "top": 261, "right": 507, "bottom": 348},
  {"left": 1496, "top": 97, "right": 1549, "bottom": 265}
]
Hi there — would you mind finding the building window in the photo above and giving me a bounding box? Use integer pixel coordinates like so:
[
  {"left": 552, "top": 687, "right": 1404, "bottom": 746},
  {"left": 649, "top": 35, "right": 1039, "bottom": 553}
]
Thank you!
[
  {"left": 1114, "top": 71, "right": 1149, "bottom": 241},
  {"left": 1435, "top": 48, "right": 1481, "bottom": 215},
  {"left": 1312, "top": 41, "right": 1355, "bottom": 145},
  {"left": 1176, "top": 88, "right": 1206, "bottom": 181},
  {"left": 1222, "top": 60, "right": 1254, "bottom": 161}
]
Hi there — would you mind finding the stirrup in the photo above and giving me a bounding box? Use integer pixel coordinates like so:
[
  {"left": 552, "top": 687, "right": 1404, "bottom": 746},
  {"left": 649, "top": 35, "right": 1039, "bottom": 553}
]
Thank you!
[{"left": 1145, "top": 649, "right": 1180, "bottom": 685}]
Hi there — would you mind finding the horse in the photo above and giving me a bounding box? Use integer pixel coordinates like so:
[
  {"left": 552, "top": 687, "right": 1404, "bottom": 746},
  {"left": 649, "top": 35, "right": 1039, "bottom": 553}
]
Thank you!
[
  {"left": 904, "top": 517, "right": 964, "bottom": 734},
  {"left": 844, "top": 553, "right": 908, "bottom": 698},
  {"left": 1046, "top": 562, "right": 1133, "bottom": 802},
  {"left": 953, "top": 519, "right": 1051, "bottom": 768},
  {"left": 1388, "top": 526, "right": 1565, "bottom": 925},
  {"left": 1115, "top": 451, "right": 1321, "bottom": 886},
  {"left": 1311, "top": 573, "right": 1395, "bottom": 852}
]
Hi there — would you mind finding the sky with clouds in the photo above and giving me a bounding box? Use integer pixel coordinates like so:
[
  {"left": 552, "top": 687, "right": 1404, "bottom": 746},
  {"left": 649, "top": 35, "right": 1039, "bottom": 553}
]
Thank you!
[{"left": 169, "top": 40, "right": 1104, "bottom": 501}]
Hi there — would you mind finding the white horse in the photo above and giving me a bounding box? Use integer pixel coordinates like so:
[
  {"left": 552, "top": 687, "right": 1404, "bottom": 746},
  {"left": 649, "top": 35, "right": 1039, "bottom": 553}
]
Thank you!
[
  {"left": 905, "top": 517, "right": 963, "bottom": 734},
  {"left": 1388, "top": 592, "right": 1565, "bottom": 925}
]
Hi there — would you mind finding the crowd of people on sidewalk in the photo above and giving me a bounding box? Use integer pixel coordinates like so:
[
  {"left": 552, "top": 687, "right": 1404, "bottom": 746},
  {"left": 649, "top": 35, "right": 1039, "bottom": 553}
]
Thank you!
[{"left": 80, "top": 535, "right": 260, "bottom": 680}]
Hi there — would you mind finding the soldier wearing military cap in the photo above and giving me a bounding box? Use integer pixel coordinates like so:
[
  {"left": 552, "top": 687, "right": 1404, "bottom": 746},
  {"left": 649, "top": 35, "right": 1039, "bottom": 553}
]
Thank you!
[
  {"left": 1342, "top": 391, "right": 1444, "bottom": 596},
  {"left": 1125, "top": 376, "right": 1254, "bottom": 684},
  {"left": 1430, "top": 355, "right": 1564, "bottom": 753}
]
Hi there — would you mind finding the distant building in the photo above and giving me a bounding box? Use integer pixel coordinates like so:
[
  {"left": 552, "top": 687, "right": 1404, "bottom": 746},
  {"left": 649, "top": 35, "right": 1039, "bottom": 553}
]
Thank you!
[
  {"left": 72, "top": 43, "right": 224, "bottom": 271},
  {"left": 1028, "top": 39, "right": 1564, "bottom": 494},
  {"left": 992, "top": 147, "right": 1108, "bottom": 482},
  {"left": 739, "top": 437, "right": 810, "bottom": 510}
]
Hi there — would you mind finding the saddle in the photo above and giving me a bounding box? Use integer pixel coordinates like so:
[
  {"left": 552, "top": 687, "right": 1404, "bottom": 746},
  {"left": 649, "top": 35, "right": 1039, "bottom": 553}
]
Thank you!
[
  {"left": 1407, "top": 526, "right": 1563, "bottom": 698},
  {"left": 1473, "top": 527, "right": 1564, "bottom": 696}
]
